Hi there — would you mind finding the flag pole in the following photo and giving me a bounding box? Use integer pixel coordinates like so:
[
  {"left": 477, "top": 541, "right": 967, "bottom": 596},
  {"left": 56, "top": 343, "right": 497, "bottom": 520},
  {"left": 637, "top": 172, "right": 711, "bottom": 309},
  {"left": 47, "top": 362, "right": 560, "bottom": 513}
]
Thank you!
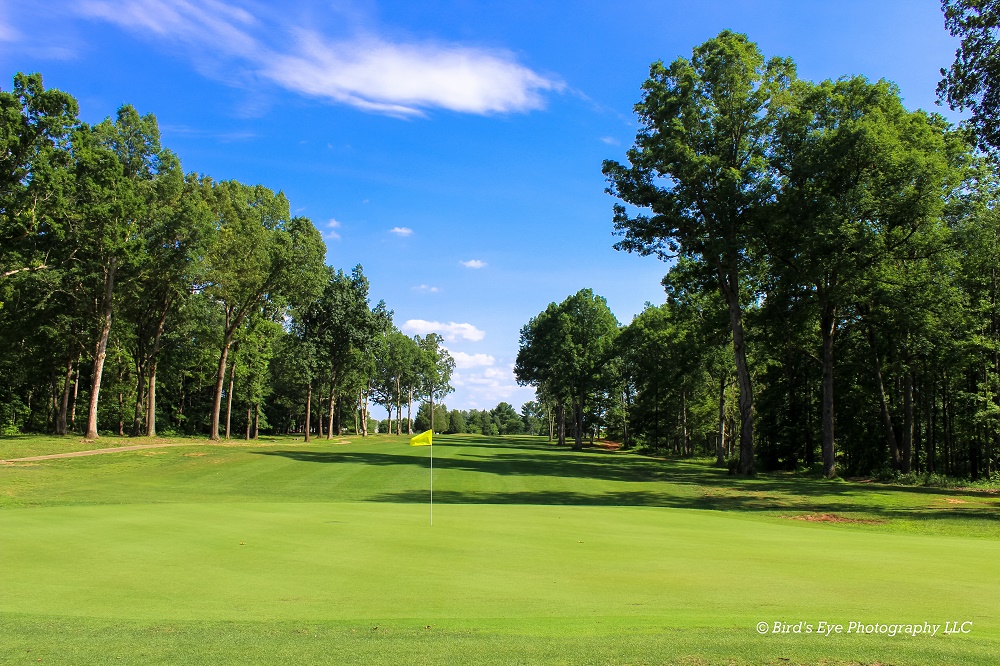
[{"left": 430, "top": 439, "right": 433, "bottom": 526}]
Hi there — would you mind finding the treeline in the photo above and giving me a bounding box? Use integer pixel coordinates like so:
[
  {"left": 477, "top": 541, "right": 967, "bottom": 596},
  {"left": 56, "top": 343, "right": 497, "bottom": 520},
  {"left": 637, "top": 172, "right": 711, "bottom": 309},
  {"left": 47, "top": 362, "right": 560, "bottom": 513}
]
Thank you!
[
  {"left": 519, "top": 31, "right": 1000, "bottom": 481},
  {"left": 399, "top": 400, "right": 550, "bottom": 437},
  {"left": 0, "top": 73, "right": 455, "bottom": 440}
]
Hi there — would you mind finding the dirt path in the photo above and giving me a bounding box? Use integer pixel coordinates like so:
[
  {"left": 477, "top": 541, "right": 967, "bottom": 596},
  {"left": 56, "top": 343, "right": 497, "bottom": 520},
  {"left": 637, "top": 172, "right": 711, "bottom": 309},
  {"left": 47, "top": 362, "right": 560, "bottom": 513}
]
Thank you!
[{"left": 0, "top": 441, "right": 206, "bottom": 463}]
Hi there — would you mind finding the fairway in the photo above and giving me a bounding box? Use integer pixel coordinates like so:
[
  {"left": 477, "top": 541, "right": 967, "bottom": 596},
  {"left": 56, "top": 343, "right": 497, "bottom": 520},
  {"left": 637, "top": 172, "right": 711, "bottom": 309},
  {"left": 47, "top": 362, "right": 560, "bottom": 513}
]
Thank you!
[{"left": 2, "top": 434, "right": 998, "bottom": 665}]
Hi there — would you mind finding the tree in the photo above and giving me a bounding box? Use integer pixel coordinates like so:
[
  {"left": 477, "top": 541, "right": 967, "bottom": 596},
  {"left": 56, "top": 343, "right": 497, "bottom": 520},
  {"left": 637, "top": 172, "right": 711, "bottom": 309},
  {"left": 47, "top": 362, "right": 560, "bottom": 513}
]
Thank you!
[
  {"left": 516, "top": 302, "right": 575, "bottom": 446},
  {"left": 76, "top": 105, "right": 164, "bottom": 440},
  {"left": 939, "top": 0, "right": 1000, "bottom": 152},
  {"left": 492, "top": 402, "right": 523, "bottom": 435},
  {"left": 0, "top": 73, "right": 78, "bottom": 284},
  {"left": 415, "top": 333, "right": 454, "bottom": 433},
  {"left": 122, "top": 167, "right": 213, "bottom": 437},
  {"left": 516, "top": 289, "right": 618, "bottom": 450},
  {"left": 603, "top": 31, "right": 795, "bottom": 474},
  {"left": 203, "top": 181, "right": 326, "bottom": 440}
]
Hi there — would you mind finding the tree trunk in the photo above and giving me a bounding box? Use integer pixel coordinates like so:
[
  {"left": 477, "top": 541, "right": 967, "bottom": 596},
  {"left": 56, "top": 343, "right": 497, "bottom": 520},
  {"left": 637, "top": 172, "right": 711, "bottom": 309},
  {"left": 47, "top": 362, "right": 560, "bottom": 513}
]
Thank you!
[
  {"left": 716, "top": 374, "right": 727, "bottom": 467},
  {"left": 130, "top": 365, "right": 145, "bottom": 437},
  {"left": 557, "top": 400, "right": 566, "bottom": 447},
  {"left": 407, "top": 387, "right": 413, "bottom": 435},
  {"left": 85, "top": 257, "right": 117, "bottom": 440},
  {"left": 927, "top": 384, "right": 936, "bottom": 474},
  {"left": 304, "top": 383, "right": 312, "bottom": 442},
  {"left": 718, "top": 259, "right": 754, "bottom": 475},
  {"left": 819, "top": 297, "right": 837, "bottom": 479},
  {"left": 211, "top": 303, "right": 253, "bottom": 441},
  {"left": 682, "top": 384, "right": 689, "bottom": 455},
  {"left": 70, "top": 362, "right": 80, "bottom": 431},
  {"left": 572, "top": 394, "right": 583, "bottom": 450},
  {"left": 56, "top": 352, "right": 73, "bottom": 435},
  {"left": 225, "top": 355, "right": 236, "bottom": 440},
  {"left": 622, "top": 391, "right": 630, "bottom": 449},
  {"left": 396, "top": 377, "right": 402, "bottom": 435},
  {"left": 327, "top": 367, "right": 336, "bottom": 439},
  {"left": 865, "top": 320, "right": 900, "bottom": 469},
  {"left": 210, "top": 330, "right": 233, "bottom": 441},
  {"left": 145, "top": 295, "right": 170, "bottom": 438},
  {"left": 353, "top": 390, "right": 360, "bottom": 435},
  {"left": 334, "top": 397, "right": 342, "bottom": 435},
  {"left": 253, "top": 403, "right": 259, "bottom": 439},
  {"left": 318, "top": 399, "right": 325, "bottom": 438},
  {"left": 902, "top": 371, "right": 914, "bottom": 474},
  {"left": 178, "top": 373, "right": 185, "bottom": 429},
  {"left": 246, "top": 406, "right": 251, "bottom": 440},
  {"left": 362, "top": 387, "right": 369, "bottom": 436},
  {"left": 146, "top": 362, "right": 158, "bottom": 438}
]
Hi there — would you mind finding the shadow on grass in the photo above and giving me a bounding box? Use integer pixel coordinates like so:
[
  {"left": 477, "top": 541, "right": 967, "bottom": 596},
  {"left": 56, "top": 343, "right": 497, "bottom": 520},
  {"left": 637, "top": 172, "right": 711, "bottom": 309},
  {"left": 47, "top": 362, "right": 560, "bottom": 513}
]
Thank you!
[
  {"left": 250, "top": 441, "right": 1000, "bottom": 521},
  {"left": 361, "top": 489, "right": 1000, "bottom": 522}
]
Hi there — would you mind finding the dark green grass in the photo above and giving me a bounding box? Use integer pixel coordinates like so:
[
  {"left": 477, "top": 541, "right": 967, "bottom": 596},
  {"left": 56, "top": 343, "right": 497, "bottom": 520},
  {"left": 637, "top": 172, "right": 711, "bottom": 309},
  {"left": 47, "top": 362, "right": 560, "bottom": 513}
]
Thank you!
[{"left": 1, "top": 434, "right": 997, "bottom": 664}]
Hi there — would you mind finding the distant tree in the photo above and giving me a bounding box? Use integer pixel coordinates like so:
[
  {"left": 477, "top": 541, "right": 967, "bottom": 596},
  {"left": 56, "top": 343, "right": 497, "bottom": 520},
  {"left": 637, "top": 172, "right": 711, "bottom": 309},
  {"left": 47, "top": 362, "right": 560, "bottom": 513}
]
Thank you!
[
  {"left": 415, "top": 333, "right": 455, "bottom": 432},
  {"left": 520, "top": 401, "right": 546, "bottom": 436},
  {"left": 414, "top": 402, "right": 449, "bottom": 433},
  {"left": 447, "top": 408, "right": 466, "bottom": 434},
  {"left": 491, "top": 401, "right": 523, "bottom": 435}
]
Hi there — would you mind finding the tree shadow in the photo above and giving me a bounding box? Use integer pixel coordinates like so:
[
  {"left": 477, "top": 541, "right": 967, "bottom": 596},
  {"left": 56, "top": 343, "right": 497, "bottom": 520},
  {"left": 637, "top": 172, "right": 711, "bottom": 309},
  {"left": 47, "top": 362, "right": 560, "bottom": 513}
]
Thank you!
[{"left": 249, "top": 441, "right": 1000, "bottom": 523}]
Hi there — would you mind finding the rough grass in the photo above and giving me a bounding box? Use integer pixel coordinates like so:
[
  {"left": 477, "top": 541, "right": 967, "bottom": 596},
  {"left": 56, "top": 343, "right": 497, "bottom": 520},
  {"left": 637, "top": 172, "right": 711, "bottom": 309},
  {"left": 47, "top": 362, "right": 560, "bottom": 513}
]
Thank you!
[{"left": 1, "top": 433, "right": 998, "bottom": 664}]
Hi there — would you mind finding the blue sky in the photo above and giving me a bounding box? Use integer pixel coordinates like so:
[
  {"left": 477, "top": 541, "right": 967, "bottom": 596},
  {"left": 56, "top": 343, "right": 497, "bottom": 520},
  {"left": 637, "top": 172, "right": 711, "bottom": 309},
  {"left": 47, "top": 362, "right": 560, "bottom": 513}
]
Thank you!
[{"left": 0, "top": 0, "right": 964, "bottom": 414}]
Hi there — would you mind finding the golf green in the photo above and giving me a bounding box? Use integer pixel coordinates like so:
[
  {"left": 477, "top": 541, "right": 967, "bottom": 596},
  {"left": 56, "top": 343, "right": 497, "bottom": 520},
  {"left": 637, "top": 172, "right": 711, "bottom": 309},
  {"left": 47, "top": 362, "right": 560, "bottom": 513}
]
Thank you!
[{"left": 1, "top": 434, "right": 997, "bottom": 664}]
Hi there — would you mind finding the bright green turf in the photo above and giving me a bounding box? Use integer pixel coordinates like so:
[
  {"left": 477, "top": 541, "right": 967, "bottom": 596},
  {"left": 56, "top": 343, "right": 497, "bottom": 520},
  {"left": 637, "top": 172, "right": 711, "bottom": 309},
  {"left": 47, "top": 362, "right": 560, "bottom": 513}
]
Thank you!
[{"left": 1, "top": 434, "right": 998, "bottom": 664}]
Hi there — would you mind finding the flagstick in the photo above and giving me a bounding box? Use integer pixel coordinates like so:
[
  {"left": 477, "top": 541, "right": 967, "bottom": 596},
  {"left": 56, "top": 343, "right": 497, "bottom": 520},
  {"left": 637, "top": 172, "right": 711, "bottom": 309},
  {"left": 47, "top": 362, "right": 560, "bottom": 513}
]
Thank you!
[{"left": 430, "top": 441, "right": 433, "bottom": 526}]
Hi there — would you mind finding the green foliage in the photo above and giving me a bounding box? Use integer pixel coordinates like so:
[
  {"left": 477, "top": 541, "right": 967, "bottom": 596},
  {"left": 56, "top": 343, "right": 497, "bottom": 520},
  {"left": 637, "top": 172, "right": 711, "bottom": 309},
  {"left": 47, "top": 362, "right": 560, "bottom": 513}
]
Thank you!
[{"left": 939, "top": 0, "right": 1000, "bottom": 152}]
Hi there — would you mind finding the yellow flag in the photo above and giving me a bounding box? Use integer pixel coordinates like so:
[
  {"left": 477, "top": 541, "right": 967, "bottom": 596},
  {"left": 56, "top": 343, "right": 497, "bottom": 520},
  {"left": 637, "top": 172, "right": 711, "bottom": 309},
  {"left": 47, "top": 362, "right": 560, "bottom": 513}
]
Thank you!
[{"left": 409, "top": 430, "right": 433, "bottom": 446}]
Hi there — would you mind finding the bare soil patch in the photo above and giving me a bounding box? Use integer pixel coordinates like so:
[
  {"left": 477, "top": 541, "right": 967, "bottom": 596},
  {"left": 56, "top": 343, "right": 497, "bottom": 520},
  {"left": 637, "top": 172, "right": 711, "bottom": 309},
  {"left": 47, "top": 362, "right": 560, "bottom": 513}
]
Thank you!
[{"left": 786, "top": 513, "right": 885, "bottom": 525}]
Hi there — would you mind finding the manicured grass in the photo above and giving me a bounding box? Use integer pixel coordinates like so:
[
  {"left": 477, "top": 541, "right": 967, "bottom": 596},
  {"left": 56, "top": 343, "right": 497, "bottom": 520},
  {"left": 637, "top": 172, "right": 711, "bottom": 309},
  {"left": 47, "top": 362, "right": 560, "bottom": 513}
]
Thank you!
[{"left": 1, "top": 433, "right": 998, "bottom": 664}]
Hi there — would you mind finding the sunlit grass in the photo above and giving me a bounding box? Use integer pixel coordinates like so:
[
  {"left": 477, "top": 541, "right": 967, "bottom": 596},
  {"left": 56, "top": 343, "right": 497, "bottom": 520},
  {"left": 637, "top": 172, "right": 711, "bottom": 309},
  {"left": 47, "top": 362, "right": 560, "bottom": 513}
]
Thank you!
[{"left": 1, "top": 433, "right": 997, "bottom": 664}]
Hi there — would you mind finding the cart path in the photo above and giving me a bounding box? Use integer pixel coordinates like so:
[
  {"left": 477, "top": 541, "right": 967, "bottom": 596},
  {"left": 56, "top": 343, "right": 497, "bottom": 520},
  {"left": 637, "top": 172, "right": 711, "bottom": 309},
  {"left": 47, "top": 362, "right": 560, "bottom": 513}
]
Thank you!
[{"left": 0, "top": 441, "right": 206, "bottom": 463}]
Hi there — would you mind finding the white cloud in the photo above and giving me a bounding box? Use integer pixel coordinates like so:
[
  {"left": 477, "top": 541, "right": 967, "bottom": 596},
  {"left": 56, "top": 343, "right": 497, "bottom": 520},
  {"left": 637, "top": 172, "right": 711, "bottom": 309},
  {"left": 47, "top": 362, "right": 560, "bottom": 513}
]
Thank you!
[
  {"left": 402, "top": 319, "right": 485, "bottom": 342},
  {"left": 412, "top": 284, "right": 439, "bottom": 293},
  {"left": 77, "top": 0, "right": 561, "bottom": 117},
  {"left": 599, "top": 136, "right": 620, "bottom": 145},
  {"left": 450, "top": 363, "right": 533, "bottom": 406},
  {"left": 324, "top": 218, "right": 341, "bottom": 240},
  {"left": 80, "top": 0, "right": 257, "bottom": 53},
  {"left": 266, "top": 31, "right": 559, "bottom": 117},
  {"left": 389, "top": 226, "right": 413, "bottom": 237},
  {"left": 460, "top": 259, "right": 487, "bottom": 269},
  {"left": 450, "top": 351, "right": 495, "bottom": 369}
]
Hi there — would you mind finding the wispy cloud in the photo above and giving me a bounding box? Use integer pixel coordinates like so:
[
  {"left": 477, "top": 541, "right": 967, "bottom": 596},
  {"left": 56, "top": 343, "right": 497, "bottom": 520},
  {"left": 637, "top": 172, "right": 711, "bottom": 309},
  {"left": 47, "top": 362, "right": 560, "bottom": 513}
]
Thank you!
[
  {"left": 0, "top": 12, "right": 21, "bottom": 43},
  {"left": 159, "top": 124, "right": 257, "bottom": 142},
  {"left": 324, "top": 218, "right": 341, "bottom": 240},
  {"left": 402, "top": 319, "right": 485, "bottom": 342},
  {"left": 413, "top": 284, "right": 439, "bottom": 293},
  {"left": 460, "top": 259, "right": 487, "bottom": 269},
  {"left": 389, "top": 226, "right": 413, "bottom": 237},
  {"left": 450, "top": 351, "right": 495, "bottom": 369},
  {"left": 77, "top": 0, "right": 561, "bottom": 117},
  {"left": 599, "top": 136, "right": 620, "bottom": 145}
]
